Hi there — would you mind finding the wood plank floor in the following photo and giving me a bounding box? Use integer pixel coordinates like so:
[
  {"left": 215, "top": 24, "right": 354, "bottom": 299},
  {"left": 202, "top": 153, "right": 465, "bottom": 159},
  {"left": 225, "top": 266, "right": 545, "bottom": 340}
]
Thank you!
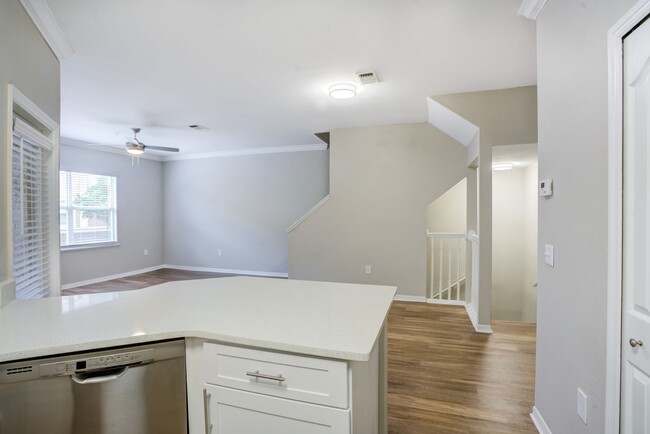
[
  {"left": 388, "top": 302, "right": 537, "bottom": 434},
  {"left": 61, "top": 268, "right": 239, "bottom": 295},
  {"left": 63, "top": 269, "right": 537, "bottom": 433}
]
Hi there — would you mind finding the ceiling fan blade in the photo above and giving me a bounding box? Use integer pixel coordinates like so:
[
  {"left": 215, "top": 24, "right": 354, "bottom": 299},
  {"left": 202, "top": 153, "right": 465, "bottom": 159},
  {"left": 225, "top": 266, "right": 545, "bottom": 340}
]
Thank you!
[{"left": 145, "top": 145, "right": 180, "bottom": 153}]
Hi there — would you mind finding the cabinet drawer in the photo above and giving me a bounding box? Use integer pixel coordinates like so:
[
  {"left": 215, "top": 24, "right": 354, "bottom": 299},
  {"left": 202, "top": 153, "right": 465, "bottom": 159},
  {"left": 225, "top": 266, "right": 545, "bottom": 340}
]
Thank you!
[
  {"left": 203, "top": 343, "right": 348, "bottom": 408},
  {"left": 205, "top": 385, "right": 350, "bottom": 434}
]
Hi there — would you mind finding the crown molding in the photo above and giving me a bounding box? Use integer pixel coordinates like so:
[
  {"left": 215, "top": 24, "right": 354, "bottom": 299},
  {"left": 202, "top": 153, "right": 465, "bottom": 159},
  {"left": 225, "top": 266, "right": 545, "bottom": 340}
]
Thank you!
[
  {"left": 20, "top": 0, "right": 74, "bottom": 61},
  {"left": 517, "top": 0, "right": 548, "bottom": 20},
  {"left": 164, "top": 143, "right": 328, "bottom": 162},
  {"left": 61, "top": 137, "right": 327, "bottom": 162}
]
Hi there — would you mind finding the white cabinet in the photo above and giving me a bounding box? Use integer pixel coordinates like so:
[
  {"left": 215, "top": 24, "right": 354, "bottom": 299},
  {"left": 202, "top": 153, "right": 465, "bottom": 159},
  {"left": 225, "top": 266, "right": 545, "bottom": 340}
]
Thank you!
[
  {"left": 185, "top": 338, "right": 381, "bottom": 434},
  {"left": 204, "top": 385, "right": 350, "bottom": 434}
]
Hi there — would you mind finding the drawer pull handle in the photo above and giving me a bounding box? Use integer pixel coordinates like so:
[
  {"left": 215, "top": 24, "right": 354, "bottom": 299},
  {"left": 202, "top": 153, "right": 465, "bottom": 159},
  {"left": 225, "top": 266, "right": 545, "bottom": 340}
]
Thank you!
[
  {"left": 246, "top": 370, "right": 285, "bottom": 383},
  {"left": 203, "top": 388, "right": 213, "bottom": 434}
]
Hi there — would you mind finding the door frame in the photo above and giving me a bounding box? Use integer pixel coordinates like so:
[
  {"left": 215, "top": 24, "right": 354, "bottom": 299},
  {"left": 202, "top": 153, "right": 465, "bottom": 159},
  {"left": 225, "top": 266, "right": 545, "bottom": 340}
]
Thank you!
[{"left": 606, "top": 1, "right": 650, "bottom": 432}]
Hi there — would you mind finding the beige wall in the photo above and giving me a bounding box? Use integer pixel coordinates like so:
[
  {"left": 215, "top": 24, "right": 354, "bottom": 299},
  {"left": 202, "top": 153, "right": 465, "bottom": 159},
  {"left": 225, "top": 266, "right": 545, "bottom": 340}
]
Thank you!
[
  {"left": 0, "top": 0, "right": 60, "bottom": 304},
  {"left": 535, "top": 1, "right": 635, "bottom": 432},
  {"left": 288, "top": 123, "right": 467, "bottom": 297},
  {"left": 492, "top": 164, "right": 537, "bottom": 322},
  {"left": 426, "top": 178, "right": 467, "bottom": 233}
]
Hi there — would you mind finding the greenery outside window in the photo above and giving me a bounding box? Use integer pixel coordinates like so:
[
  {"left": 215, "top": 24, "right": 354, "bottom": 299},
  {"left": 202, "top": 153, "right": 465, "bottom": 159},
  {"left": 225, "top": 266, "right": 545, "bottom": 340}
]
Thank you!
[{"left": 60, "top": 171, "right": 117, "bottom": 248}]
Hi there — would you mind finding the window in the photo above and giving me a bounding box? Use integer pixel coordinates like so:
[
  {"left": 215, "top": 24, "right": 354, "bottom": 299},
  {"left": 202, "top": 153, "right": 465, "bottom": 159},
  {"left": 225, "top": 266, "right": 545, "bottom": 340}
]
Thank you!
[
  {"left": 59, "top": 171, "right": 117, "bottom": 248},
  {"left": 12, "top": 117, "right": 53, "bottom": 299}
]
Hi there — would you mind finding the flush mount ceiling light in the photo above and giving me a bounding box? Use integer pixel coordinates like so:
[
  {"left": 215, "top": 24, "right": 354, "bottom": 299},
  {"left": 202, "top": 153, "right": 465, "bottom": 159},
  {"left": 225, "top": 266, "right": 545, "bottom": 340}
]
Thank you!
[
  {"left": 329, "top": 83, "right": 357, "bottom": 99},
  {"left": 492, "top": 162, "right": 514, "bottom": 171}
]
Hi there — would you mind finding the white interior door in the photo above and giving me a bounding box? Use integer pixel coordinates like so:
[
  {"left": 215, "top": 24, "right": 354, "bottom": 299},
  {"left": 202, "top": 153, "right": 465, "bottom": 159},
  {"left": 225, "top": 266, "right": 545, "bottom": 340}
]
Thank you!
[{"left": 622, "top": 15, "right": 650, "bottom": 434}]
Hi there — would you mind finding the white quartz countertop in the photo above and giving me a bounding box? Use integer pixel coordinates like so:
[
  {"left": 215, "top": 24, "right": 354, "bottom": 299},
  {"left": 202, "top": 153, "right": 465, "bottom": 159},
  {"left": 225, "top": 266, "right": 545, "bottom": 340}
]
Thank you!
[{"left": 0, "top": 277, "right": 396, "bottom": 363}]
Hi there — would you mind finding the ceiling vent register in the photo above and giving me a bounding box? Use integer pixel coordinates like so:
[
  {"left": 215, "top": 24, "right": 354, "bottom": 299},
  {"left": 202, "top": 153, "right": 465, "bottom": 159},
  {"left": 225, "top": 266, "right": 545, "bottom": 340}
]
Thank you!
[{"left": 357, "top": 71, "right": 379, "bottom": 85}]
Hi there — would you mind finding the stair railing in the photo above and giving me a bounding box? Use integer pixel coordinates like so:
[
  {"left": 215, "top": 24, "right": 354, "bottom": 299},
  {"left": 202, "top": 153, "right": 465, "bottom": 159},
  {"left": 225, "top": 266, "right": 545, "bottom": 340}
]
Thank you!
[{"left": 427, "top": 231, "right": 467, "bottom": 305}]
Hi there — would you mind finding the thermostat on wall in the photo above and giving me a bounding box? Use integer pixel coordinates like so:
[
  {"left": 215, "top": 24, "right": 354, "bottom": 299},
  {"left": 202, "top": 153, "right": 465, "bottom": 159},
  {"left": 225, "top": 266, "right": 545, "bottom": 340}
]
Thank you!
[{"left": 539, "top": 178, "right": 553, "bottom": 197}]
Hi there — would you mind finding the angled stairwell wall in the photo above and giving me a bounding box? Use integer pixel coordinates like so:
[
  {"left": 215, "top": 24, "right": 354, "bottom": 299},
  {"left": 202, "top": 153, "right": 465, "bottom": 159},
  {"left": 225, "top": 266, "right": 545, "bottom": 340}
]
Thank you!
[{"left": 288, "top": 123, "right": 468, "bottom": 298}]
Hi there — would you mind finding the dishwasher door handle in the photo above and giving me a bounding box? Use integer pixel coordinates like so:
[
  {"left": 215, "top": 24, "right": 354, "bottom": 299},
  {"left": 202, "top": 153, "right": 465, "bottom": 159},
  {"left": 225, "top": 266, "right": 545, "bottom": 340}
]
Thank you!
[{"left": 71, "top": 366, "right": 129, "bottom": 384}]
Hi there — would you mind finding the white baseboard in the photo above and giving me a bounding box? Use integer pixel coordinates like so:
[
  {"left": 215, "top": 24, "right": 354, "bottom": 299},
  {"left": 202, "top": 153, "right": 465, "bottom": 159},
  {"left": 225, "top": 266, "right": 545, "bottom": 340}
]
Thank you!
[
  {"left": 393, "top": 294, "right": 427, "bottom": 303},
  {"left": 530, "top": 406, "right": 552, "bottom": 434},
  {"left": 426, "top": 298, "right": 466, "bottom": 306},
  {"left": 465, "top": 303, "right": 493, "bottom": 334},
  {"left": 164, "top": 264, "right": 288, "bottom": 279},
  {"left": 61, "top": 265, "right": 166, "bottom": 290}
]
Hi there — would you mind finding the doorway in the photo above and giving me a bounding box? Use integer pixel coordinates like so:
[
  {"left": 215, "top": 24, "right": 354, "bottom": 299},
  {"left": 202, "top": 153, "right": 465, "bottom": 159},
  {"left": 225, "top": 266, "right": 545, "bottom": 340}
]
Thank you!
[
  {"left": 491, "top": 144, "right": 538, "bottom": 322},
  {"left": 606, "top": 3, "right": 650, "bottom": 431}
]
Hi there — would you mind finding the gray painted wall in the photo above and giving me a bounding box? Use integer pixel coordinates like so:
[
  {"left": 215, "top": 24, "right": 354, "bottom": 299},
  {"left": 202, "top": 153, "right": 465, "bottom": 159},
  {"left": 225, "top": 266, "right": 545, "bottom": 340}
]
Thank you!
[
  {"left": 0, "top": 0, "right": 60, "bottom": 304},
  {"left": 288, "top": 123, "right": 467, "bottom": 297},
  {"left": 164, "top": 151, "right": 329, "bottom": 274},
  {"left": 535, "top": 1, "right": 634, "bottom": 432},
  {"left": 59, "top": 145, "right": 164, "bottom": 284}
]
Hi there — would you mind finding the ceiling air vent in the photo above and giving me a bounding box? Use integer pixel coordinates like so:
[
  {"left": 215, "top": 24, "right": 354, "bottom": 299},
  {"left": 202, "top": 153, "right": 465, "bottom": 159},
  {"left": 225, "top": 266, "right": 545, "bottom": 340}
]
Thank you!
[
  {"left": 356, "top": 71, "right": 379, "bottom": 86},
  {"left": 188, "top": 124, "right": 208, "bottom": 130}
]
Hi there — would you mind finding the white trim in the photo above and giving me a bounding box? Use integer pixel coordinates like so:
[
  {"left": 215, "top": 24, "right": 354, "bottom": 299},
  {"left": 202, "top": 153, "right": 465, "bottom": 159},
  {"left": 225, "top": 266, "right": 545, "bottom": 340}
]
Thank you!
[
  {"left": 517, "top": 0, "right": 548, "bottom": 20},
  {"left": 530, "top": 406, "right": 552, "bottom": 434},
  {"left": 60, "top": 265, "right": 165, "bottom": 290},
  {"left": 164, "top": 264, "right": 288, "bottom": 278},
  {"left": 465, "top": 303, "right": 492, "bottom": 333},
  {"left": 426, "top": 298, "right": 466, "bottom": 306},
  {"left": 13, "top": 117, "right": 52, "bottom": 150},
  {"left": 164, "top": 143, "right": 328, "bottom": 161},
  {"left": 286, "top": 195, "right": 330, "bottom": 233},
  {"left": 393, "top": 294, "right": 427, "bottom": 303},
  {"left": 19, "top": 0, "right": 74, "bottom": 61},
  {"left": 11, "top": 86, "right": 57, "bottom": 132},
  {"left": 606, "top": 3, "right": 650, "bottom": 432}
]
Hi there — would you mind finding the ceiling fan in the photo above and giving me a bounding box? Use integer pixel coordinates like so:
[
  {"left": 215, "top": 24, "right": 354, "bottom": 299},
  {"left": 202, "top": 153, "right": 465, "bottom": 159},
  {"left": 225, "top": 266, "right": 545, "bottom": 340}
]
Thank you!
[{"left": 125, "top": 127, "right": 179, "bottom": 155}]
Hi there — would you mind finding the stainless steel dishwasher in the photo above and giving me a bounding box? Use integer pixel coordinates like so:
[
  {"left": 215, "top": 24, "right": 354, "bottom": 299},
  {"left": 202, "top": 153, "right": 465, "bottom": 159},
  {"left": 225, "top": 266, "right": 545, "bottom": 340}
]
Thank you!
[{"left": 0, "top": 339, "right": 187, "bottom": 434}]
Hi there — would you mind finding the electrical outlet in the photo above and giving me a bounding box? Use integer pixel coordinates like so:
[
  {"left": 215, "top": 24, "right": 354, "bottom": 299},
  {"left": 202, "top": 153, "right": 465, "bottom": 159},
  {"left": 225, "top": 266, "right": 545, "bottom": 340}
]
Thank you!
[
  {"left": 144, "top": 249, "right": 148, "bottom": 256},
  {"left": 577, "top": 388, "right": 588, "bottom": 424},
  {"left": 218, "top": 249, "right": 222, "bottom": 256},
  {"left": 365, "top": 265, "right": 372, "bottom": 275}
]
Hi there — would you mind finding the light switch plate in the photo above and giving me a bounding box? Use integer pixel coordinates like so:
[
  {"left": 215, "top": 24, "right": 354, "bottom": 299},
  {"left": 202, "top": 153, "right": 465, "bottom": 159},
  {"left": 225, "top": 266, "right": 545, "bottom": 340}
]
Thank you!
[
  {"left": 540, "top": 178, "right": 553, "bottom": 197},
  {"left": 544, "top": 244, "right": 554, "bottom": 267}
]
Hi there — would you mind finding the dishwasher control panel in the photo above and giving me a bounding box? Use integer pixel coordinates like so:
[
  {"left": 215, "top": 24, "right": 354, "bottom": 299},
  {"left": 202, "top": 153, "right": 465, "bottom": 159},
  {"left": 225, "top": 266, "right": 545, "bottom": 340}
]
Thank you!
[{"left": 39, "top": 348, "right": 154, "bottom": 377}]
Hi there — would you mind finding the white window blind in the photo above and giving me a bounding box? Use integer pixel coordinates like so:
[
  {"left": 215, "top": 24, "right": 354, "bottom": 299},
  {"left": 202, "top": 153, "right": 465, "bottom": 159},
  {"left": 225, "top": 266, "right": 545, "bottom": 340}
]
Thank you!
[
  {"left": 12, "top": 117, "right": 52, "bottom": 300},
  {"left": 59, "top": 171, "right": 117, "bottom": 248}
]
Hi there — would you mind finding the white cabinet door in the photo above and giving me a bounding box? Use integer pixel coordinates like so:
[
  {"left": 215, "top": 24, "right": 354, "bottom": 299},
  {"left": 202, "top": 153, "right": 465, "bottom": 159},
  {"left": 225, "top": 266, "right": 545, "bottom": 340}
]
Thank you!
[{"left": 204, "top": 385, "right": 350, "bottom": 434}]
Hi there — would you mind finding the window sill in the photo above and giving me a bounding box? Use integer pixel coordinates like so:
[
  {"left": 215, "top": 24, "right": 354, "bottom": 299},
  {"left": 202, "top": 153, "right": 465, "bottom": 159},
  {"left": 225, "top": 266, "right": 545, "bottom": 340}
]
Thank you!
[{"left": 61, "top": 242, "right": 120, "bottom": 252}]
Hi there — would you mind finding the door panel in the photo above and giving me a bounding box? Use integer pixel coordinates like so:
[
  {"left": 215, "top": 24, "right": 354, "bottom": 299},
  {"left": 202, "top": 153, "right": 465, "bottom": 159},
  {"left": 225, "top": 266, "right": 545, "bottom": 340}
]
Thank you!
[{"left": 622, "top": 14, "right": 650, "bottom": 434}]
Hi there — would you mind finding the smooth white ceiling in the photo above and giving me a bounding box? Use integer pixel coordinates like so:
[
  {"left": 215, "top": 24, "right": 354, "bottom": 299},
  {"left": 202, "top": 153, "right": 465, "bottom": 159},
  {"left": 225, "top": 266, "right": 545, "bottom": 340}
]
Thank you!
[{"left": 47, "top": 0, "right": 536, "bottom": 156}]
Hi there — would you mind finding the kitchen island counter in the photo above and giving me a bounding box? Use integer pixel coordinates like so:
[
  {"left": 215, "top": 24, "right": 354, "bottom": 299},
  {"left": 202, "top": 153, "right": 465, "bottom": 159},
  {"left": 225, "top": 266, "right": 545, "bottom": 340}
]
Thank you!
[{"left": 0, "top": 276, "right": 396, "bottom": 363}]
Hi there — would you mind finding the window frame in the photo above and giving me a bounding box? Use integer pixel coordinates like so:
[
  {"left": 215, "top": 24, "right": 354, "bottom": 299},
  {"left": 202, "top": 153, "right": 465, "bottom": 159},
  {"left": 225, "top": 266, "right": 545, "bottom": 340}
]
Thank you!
[
  {"left": 4, "top": 85, "right": 61, "bottom": 302},
  {"left": 59, "top": 170, "right": 119, "bottom": 250}
]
